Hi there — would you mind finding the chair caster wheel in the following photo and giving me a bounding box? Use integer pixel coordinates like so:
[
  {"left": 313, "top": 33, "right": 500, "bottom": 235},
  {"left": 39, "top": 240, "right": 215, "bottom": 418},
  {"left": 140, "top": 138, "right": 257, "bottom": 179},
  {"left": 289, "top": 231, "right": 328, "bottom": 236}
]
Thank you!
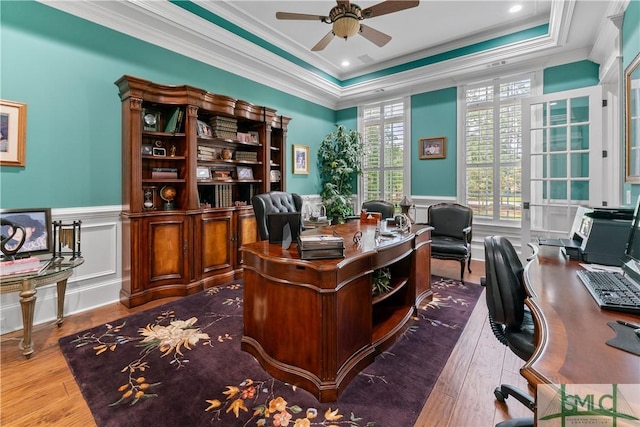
[{"left": 494, "top": 387, "right": 507, "bottom": 402}]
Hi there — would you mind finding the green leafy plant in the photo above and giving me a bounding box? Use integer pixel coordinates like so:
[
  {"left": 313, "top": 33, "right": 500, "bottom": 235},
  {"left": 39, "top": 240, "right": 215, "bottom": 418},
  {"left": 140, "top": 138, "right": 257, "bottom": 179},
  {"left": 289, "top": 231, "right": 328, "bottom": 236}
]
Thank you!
[
  {"left": 372, "top": 267, "right": 392, "bottom": 296},
  {"left": 317, "top": 125, "right": 364, "bottom": 222}
]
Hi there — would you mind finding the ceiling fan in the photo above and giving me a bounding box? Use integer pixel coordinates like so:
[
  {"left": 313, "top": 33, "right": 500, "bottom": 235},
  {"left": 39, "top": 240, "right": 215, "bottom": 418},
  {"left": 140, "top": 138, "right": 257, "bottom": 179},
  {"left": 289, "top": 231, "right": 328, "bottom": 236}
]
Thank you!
[{"left": 275, "top": 0, "right": 420, "bottom": 51}]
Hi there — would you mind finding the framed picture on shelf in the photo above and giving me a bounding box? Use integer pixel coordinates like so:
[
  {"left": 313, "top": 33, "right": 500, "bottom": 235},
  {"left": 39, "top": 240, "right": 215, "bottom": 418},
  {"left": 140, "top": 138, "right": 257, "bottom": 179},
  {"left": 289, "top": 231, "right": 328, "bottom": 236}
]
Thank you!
[
  {"left": 292, "top": 144, "right": 310, "bottom": 174},
  {"left": 196, "top": 167, "right": 211, "bottom": 179},
  {"left": 236, "top": 166, "right": 254, "bottom": 180},
  {"left": 197, "top": 120, "right": 213, "bottom": 137},
  {"left": 0, "top": 99, "right": 27, "bottom": 167},
  {"left": 141, "top": 144, "right": 153, "bottom": 155},
  {"left": 419, "top": 137, "right": 446, "bottom": 160},
  {"left": 0, "top": 207, "right": 52, "bottom": 256}
]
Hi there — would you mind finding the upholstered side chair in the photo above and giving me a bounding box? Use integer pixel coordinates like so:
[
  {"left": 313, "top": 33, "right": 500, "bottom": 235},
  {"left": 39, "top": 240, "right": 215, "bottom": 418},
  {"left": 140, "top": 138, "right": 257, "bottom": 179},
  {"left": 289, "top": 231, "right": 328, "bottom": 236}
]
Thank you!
[
  {"left": 361, "top": 200, "right": 395, "bottom": 219},
  {"left": 427, "top": 202, "right": 473, "bottom": 281}
]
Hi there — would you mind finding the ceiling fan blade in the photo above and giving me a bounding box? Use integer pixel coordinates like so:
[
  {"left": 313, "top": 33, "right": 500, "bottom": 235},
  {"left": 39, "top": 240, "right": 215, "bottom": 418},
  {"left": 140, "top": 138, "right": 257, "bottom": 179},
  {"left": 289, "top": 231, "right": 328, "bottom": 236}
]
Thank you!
[
  {"left": 361, "top": 0, "right": 419, "bottom": 18},
  {"left": 359, "top": 24, "right": 392, "bottom": 47},
  {"left": 275, "top": 12, "right": 327, "bottom": 21},
  {"left": 311, "top": 31, "right": 335, "bottom": 51}
]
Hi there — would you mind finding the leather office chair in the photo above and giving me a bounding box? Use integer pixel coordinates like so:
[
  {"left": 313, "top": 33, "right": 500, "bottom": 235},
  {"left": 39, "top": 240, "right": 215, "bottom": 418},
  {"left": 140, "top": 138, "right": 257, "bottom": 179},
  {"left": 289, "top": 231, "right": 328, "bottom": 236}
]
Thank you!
[
  {"left": 361, "top": 200, "right": 395, "bottom": 219},
  {"left": 483, "top": 236, "right": 535, "bottom": 427},
  {"left": 427, "top": 203, "right": 473, "bottom": 281},
  {"left": 252, "top": 191, "right": 303, "bottom": 241}
]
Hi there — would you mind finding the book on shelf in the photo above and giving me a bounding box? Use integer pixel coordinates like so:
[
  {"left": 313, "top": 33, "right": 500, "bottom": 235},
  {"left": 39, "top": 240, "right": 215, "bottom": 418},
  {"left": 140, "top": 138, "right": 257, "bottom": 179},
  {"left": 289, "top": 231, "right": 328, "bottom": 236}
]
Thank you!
[
  {"left": 151, "top": 167, "right": 178, "bottom": 179},
  {"left": 164, "top": 107, "right": 182, "bottom": 133}
]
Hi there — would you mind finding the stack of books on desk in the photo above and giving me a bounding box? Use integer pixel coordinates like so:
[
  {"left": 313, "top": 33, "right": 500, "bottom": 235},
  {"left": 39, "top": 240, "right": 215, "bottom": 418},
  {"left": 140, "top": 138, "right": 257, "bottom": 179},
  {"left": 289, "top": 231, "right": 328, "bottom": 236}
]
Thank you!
[{"left": 297, "top": 235, "right": 345, "bottom": 260}]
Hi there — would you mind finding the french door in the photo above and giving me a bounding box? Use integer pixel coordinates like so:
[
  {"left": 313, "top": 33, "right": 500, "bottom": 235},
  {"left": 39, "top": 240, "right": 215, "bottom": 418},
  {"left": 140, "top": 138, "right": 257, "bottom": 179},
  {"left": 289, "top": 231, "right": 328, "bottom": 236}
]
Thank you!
[{"left": 521, "top": 85, "right": 604, "bottom": 245}]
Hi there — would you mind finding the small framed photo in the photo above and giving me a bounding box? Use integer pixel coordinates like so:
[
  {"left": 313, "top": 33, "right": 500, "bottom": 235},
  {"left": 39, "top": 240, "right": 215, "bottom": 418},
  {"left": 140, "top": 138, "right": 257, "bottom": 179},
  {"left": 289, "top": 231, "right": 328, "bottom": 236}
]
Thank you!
[
  {"left": 292, "top": 144, "right": 310, "bottom": 174},
  {"left": 0, "top": 208, "right": 52, "bottom": 256},
  {"left": 152, "top": 147, "right": 166, "bottom": 157},
  {"left": 141, "top": 144, "right": 153, "bottom": 155},
  {"left": 419, "top": 137, "right": 446, "bottom": 160},
  {"left": 0, "top": 99, "right": 27, "bottom": 167},
  {"left": 197, "top": 120, "right": 213, "bottom": 137},
  {"left": 236, "top": 166, "right": 254, "bottom": 180},
  {"left": 196, "top": 167, "right": 211, "bottom": 179}
]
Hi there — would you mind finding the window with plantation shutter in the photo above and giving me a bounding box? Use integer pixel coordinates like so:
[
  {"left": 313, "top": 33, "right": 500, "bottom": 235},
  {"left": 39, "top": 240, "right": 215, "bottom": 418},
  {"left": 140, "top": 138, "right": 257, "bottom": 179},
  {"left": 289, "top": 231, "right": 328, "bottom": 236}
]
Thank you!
[
  {"left": 359, "top": 98, "right": 409, "bottom": 209},
  {"left": 463, "top": 75, "right": 534, "bottom": 221}
]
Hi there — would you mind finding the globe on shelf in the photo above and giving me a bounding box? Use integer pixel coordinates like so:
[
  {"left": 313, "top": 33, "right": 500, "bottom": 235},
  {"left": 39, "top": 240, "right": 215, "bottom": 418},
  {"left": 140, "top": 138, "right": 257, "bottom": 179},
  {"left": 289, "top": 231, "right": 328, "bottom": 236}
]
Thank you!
[{"left": 160, "top": 186, "right": 177, "bottom": 210}]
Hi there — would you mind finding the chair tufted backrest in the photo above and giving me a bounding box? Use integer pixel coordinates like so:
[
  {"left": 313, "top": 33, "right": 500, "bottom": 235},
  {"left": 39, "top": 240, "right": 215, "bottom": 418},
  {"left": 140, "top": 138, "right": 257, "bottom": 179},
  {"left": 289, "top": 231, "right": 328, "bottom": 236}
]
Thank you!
[
  {"left": 428, "top": 203, "right": 473, "bottom": 240},
  {"left": 252, "top": 191, "right": 303, "bottom": 241},
  {"left": 361, "top": 200, "right": 395, "bottom": 219}
]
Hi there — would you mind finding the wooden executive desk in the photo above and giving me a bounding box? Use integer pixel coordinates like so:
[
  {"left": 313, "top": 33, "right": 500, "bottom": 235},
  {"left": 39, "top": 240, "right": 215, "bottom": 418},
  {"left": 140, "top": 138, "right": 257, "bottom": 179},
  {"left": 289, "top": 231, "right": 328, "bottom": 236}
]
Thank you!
[
  {"left": 240, "top": 221, "right": 432, "bottom": 402},
  {"left": 522, "top": 247, "right": 640, "bottom": 389}
]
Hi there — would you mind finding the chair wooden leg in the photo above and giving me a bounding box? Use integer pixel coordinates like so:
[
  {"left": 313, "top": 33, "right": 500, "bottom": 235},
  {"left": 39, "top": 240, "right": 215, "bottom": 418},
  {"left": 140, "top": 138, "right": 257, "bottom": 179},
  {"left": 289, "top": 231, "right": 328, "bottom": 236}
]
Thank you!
[{"left": 459, "top": 260, "right": 465, "bottom": 281}]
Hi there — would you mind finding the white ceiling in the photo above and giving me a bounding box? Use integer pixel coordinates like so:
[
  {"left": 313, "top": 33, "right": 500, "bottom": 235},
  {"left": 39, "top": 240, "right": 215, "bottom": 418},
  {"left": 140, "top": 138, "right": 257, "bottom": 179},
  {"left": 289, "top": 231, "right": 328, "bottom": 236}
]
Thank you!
[{"left": 41, "top": 0, "right": 626, "bottom": 109}]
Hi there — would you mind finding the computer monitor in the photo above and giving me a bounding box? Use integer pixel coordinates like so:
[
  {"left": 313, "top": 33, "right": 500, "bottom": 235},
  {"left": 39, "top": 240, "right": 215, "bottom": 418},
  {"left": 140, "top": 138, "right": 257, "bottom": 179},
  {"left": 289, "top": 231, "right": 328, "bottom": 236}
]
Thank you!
[{"left": 267, "top": 212, "right": 302, "bottom": 244}]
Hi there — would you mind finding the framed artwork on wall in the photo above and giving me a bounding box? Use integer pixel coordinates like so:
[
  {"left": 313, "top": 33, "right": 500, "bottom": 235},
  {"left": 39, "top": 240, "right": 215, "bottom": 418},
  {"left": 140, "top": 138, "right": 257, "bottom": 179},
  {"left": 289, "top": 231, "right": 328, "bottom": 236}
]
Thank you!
[
  {"left": 0, "top": 99, "right": 27, "bottom": 167},
  {"left": 419, "top": 137, "right": 446, "bottom": 160},
  {"left": 292, "top": 144, "right": 310, "bottom": 174}
]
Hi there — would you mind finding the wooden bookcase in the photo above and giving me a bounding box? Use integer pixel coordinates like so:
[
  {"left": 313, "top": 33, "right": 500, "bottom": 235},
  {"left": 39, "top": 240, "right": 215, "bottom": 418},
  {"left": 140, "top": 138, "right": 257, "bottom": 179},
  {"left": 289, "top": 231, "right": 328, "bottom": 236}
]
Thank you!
[{"left": 116, "top": 75, "right": 290, "bottom": 307}]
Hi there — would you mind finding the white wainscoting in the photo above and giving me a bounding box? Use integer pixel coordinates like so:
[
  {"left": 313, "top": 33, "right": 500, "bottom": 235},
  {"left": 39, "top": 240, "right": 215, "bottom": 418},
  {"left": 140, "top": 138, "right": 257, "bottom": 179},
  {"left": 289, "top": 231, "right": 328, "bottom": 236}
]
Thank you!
[{"left": 0, "top": 206, "right": 122, "bottom": 335}]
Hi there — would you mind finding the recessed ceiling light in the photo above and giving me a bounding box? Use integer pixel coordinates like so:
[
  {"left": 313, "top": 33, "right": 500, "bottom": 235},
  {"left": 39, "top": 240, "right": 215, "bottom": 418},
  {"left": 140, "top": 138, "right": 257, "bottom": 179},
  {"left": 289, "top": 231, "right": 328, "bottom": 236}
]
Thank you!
[
  {"left": 509, "top": 4, "right": 522, "bottom": 13},
  {"left": 341, "top": 60, "right": 350, "bottom": 67}
]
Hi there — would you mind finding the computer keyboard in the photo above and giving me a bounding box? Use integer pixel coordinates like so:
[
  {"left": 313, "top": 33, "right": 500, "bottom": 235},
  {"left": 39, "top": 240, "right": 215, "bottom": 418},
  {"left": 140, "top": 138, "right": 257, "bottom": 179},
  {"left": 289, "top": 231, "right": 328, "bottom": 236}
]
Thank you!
[{"left": 576, "top": 270, "right": 640, "bottom": 315}]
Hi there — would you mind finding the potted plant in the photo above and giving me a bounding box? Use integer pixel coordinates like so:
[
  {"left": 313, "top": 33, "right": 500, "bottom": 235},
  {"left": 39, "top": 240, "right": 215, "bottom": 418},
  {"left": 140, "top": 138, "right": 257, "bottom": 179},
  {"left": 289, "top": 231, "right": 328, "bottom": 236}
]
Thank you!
[{"left": 317, "top": 125, "right": 364, "bottom": 223}]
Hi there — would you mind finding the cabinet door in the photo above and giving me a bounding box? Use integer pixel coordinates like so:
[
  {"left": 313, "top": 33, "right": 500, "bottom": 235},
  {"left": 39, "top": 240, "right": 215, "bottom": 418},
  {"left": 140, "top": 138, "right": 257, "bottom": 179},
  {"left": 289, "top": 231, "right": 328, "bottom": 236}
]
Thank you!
[
  {"left": 235, "top": 208, "right": 258, "bottom": 268},
  {"left": 197, "top": 211, "right": 233, "bottom": 276},
  {"left": 144, "top": 214, "right": 189, "bottom": 286}
]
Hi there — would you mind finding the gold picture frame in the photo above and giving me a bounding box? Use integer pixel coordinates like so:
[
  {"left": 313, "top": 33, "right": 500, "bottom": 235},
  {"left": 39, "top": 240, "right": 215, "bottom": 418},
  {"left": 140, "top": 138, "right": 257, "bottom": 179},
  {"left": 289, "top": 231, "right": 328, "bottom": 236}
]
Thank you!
[
  {"left": 0, "top": 99, "right": 27, "bottom": 167},
  {"left": 292, "top": 144, "right": 310, "bottom": 174},
  {"left": 419, "top": 137, "right": 446, "bottom": 160}
]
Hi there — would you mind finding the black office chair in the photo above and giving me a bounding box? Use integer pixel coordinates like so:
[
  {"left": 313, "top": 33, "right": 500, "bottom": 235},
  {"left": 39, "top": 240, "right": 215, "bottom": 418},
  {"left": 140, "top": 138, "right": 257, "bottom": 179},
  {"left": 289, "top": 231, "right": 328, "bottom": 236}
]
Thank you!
[
  {"left": 483, "top": 235, "right": 535, "bottom": 427},
  {"left": 361, "top": 200, "right": 395, "bottom": 219},
  {"left": 252, "top": 191, "right": 303, "bottom": 241},
  {"left": 427, "top": 203, "right": 473, "bottom": 281}
]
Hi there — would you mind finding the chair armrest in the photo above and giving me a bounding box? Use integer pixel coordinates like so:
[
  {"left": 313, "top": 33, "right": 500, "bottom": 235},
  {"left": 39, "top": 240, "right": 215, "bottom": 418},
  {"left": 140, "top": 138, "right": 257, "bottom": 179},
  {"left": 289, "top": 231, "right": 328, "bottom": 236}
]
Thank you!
[{"left": 462, "top": 226, "right": 472, "bottom": 244}]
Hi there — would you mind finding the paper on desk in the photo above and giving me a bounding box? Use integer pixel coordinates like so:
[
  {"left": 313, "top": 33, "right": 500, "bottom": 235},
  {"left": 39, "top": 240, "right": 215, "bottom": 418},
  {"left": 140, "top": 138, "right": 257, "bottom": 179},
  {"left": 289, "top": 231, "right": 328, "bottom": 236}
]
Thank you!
[{"left": 579, "top": 263, "right": 623, "bottom": 273}]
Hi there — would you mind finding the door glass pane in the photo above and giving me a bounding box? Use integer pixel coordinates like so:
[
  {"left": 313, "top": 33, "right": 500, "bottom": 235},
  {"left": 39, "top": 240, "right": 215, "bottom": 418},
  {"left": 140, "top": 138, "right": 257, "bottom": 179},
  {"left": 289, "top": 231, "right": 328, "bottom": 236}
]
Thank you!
[
  {"left": 570, "top": 153, "right": 589, "bottom": 177},
  {"left": 570, "top": 124, "right": 589, "bottom": 150},
  {"left": 550, "top": 100, "right": 567, "bottom": 125},
  {"left": 550, "top": 181, "right": 567, "bottom": 200},
  {"left": 550, "top": 153, "right": 567, "bottom": 178},
  {"left": 571, "top": 181, "right": 589, "bottom": 201},
  {"left": 550, "top": 127, "right": 566, "bottom": 151},
  {"left": 570, "top": 96, "right": 589, "bottom": 123}
]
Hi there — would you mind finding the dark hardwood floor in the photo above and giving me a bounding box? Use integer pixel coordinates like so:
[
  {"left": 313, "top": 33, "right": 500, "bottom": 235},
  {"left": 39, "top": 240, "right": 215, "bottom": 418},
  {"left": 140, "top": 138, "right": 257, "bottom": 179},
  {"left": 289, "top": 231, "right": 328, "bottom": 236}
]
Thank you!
[{"left": 1, "top": 259, "right": 532, "bottom": 426}]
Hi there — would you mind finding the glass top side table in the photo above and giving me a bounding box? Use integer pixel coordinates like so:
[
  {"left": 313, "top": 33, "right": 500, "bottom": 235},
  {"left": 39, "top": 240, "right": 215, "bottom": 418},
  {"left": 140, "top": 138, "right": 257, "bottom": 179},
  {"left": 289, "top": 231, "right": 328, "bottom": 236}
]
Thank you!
[{"left": 0, "top": 258, "right": 84, "bottom": 358}]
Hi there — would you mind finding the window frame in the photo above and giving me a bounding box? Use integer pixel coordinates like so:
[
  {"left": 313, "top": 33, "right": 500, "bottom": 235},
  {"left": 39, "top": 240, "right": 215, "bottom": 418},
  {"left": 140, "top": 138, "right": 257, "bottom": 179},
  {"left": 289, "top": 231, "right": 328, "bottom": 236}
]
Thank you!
[
  {"left": 357, "top": 97, "right": 411, "bottom": 210},
  {"left": 457, "top": 72, "right": 540, "bottom": 224}
]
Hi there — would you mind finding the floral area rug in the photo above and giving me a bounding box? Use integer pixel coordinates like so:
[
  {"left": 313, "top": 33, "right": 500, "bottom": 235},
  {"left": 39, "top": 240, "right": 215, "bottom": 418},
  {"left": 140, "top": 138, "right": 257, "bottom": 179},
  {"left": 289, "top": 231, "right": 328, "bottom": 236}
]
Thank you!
[{"left": 59, "top": 276, "right": 483, "bottom": 427}]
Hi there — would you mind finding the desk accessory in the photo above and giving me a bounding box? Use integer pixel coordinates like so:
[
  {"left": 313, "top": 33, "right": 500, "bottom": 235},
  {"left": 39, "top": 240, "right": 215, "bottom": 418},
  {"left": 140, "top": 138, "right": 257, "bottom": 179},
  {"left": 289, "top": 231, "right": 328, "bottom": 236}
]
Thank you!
[
  {"left": 606, "top": 321, "right": 640, "bottom": 356},
  {"left": 298, "top": 234, "right": 345, "bottom": 259}
]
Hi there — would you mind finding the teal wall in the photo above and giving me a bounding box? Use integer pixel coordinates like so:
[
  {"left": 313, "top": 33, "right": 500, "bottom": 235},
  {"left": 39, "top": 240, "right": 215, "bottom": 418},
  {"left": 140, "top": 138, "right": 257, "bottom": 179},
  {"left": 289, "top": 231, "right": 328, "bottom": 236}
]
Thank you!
[
  {"left": 1, "top": 1, "right": 635, "bottom": 208},
  {"left": 411, "top": 88, "right": 458, "bottom": 196},
  {"left": 543, "top": 60, "right": 600, "bottom": 94},
  {"left": 0, "top": 1, "right": 335, "bottom": 209}
]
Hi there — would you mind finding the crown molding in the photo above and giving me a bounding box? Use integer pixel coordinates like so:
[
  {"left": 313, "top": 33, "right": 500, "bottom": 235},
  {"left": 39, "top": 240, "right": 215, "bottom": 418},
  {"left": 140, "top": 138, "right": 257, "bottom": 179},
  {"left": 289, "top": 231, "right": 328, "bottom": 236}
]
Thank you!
[{"left": 37, "top": 0, "right": 616, "bottom": 111}]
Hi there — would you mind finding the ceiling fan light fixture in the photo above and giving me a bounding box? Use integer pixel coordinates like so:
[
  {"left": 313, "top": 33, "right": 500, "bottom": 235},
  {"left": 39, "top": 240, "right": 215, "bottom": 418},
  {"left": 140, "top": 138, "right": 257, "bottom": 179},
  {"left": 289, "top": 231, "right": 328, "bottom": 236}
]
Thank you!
[{"left": 332, "top": 16, "right": 360, "bottom": 39}]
